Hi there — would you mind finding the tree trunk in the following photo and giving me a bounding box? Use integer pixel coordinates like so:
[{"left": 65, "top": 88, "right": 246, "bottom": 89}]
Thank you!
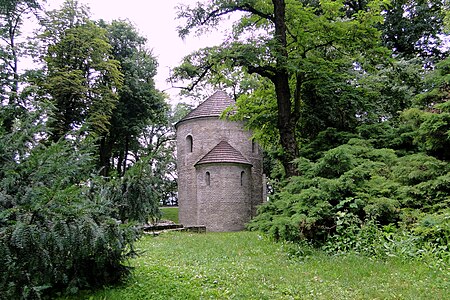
[
  {"left": 274, "top": 76, "right": 299, "bottom": 177},
  {"left": 272, "top": 0, "right": 299, "bottom": 177},
  {"left": 99, "top": 136, "right": 112, "bottom": 176},
  {"left": 2, "top": 11, "right": 21, "bottom": 133},
  {"left": 122, "top": 135, "right": 130, "bottom": 176},
  {"left": 117, "top": 149, "right": 124, "bottom": 176}
]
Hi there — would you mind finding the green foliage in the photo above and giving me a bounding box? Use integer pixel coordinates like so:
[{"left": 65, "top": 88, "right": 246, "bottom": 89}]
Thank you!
[
  {"left": 0, "top": 103, "right": 145, "bottom": 299},
  {"left": 98, "top": 19, "right": 167, "bottom": 177},
  {"left": 413, "top": 212, "right": 450, "bottom": 248},
  {"left": 0, "top": 139, "right": 136, "bottom": 298},
  {"left": 399, "top": 106, "right": 450, "bottom": 160},
  {"left": 408, "top": 57, "right": 450, "bottom": 160},
  {"left": 250, "top": 51, "right": 450, "bottom": 259},
  {"left": 174, "top": 0, "right": 391, "bottom": 176},
  {"left": 35, "top": 0, "right": 123, "bottom": 141},
  {"left": 249, "top": 136, "right": 450, "bottom": 262},
  {"left": 227, "top": 82, "right": 279, "bottom": 150},
  {"left": 0, "top": 1, "right": 171, "bottom": 299},
  {"left": 101, "top": 156, "right": 162, "bottom": 224},
  {"left": 299, "top": 128, "right": 358, "bottom": 160},
  {"left": 0, "top": 0, "right": 41, "bottom": 133},
  {"left": 322, "top": 213, "right": 449, "bottom": 264},
  {"left": 380, "top": 0, "right": 447, "bottom": 59},
  {"left": 391, "top": 153, "right": 447, "bottom": 185}
]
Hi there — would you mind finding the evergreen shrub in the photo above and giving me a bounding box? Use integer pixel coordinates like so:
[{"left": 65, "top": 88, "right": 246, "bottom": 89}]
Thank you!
[
  {"left": 0, "top": 112, "right": 150, "bottom": 299},
  {"left": 248, "top": 136, "right": 450, "bottom": 262}
]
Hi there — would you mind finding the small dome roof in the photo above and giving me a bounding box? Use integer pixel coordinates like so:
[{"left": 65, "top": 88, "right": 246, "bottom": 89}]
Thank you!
[
  {"left": 176, "top": 91, "right": 235, "bottom": 126},
  {"left": 195, "top": 141, "right": 252, "bottom": 167}
]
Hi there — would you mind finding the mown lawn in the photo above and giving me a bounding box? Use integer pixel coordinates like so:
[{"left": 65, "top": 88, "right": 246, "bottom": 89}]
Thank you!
[
  {"left": 67, "top": 231, "right": 448, "bottom": 300},
  {"left": 159, "top": 206, "right": 179, "bottom": 223}
]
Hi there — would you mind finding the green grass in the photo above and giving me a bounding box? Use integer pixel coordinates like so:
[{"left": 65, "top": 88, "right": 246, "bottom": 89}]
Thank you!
[
  {"left": 67, "top": 231, "right": 448, "bottom": 300},
  {"left": 159, "top": 206, "right": 179, "bottom": 223}
]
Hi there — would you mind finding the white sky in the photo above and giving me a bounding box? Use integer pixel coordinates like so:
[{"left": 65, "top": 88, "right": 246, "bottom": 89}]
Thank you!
[{"left": 38, "top": 0, "right": 228, "bottom": 102}]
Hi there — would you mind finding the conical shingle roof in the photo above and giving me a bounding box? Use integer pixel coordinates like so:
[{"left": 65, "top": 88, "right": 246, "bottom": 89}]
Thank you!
[
  {"left": 177, "top": 91, "right": 235, "bottom": 125},
  {"left": 195, "top": 141, "right": 252, "bottom": 166}
]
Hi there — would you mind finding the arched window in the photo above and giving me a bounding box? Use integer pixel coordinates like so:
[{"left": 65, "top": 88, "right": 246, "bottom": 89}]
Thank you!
[
  {"left": 205, "top": 171, "right": 211, "bottom": 186},
  {"left": 240, "top": 171, "right": 245, "bottom": 186},
  {"left": 252, "top": 140, "right": 256, "bottom": 153},
  {"left": 186, "top": 135, "right": 193, "bottom": 153}
]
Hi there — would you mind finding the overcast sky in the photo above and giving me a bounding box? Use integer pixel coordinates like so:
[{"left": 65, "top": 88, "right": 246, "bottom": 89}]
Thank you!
[{"left": 40, "top": 0, "right": 227, "bottom": 102}]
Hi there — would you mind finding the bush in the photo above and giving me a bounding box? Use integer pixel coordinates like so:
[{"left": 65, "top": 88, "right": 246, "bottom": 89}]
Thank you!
[
  {"left": 322, "top": 215, "right": 449, "bottom": 263},
  {"left": 0, "top": 209, "right": 138, "bottom": 299},
  {"left": 0, "top": 138, "right": 141, "bottom": 299},
  {"left": 413, "top": 211, "right": 450, "bottom": 248},
  {"left": 0, "top": 115, "right": 149, "bottom": 299},
  {"left": 102, "top": 156, "right": 161, "bottom": 224},
  {"left": 249, "top": 136, "right": 450, "bottom": 263}
]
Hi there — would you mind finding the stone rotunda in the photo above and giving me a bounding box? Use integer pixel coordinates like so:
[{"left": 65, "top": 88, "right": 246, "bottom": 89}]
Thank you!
[{"left": 175, "top": 91, "right": 264, "bottom": 231}]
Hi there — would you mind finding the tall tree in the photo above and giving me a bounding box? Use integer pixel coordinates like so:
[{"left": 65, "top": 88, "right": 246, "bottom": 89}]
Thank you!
[
  {"left": 98, "top": 19, "right": 167, "bottom": 176},
  {"left": 173, "top": 0, "right": 388, "bottom": 177},
  {"left": 0, "top": 0, "right": 40, "bottom": 131},
  {"left": 380, "top": 0, "right": 447, "bottom": 60},
  {"left": 35, "top": 0, "right": 122, "bottom": 142}
]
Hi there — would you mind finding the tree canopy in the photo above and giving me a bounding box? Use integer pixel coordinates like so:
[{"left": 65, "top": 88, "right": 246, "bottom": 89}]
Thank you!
[
  {"left": 173, "top": 0, "right": 390, "bottom": 176},
  {"left": 98, "top": 19, "right": 167, "bottom": 177},
  {"left": 35, "top": 0, "right": 122, "bottom": 141},
  {"left": 0, "top": 1, "right": 175, "bottom": 298},
  {"left": 173, "top": 0, "right": 449, "bottom": 265},
  {"left": 1, "top": 0, "right": 450, "bottom": 297}
]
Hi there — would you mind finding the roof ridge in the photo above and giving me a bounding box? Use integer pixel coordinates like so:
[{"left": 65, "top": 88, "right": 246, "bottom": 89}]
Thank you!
[{"left": 177, "top": 91, "right": 235, "bottom": 125}]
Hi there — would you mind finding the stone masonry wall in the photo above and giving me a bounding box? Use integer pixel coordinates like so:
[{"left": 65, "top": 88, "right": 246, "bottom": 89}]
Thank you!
[
  {"left": 176, "top": 117, "right": 263, "bottom": 230},
  {"left": 196, "top": 163, "right": 252, "bottom": 231}
]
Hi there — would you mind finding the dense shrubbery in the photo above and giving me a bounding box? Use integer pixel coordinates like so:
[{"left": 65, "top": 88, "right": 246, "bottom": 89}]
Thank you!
[
  {"left": 1, "top": 2, "right": 171, "bottom": 297},
  {"left": 249, "top": 107, "right": 450, "bottom": 263},
  {"left": 0, "top": 109, "right": 158, "bottom": 299},
  {"left": 100, "top": 156, "right": 162, "bottom": 224}
]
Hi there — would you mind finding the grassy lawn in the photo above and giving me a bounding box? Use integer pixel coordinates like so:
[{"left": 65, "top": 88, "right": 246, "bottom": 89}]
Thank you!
[
  {"left": 159, "top": 206, "right": 179, "bottom": 223},
  {"left": 67, "top": 231, "right": 448, "bottom": 300}
]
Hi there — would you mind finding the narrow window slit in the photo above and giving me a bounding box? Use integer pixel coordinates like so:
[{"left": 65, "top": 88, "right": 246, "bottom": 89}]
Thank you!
[
  {"left": 186, "top": 135, "right": 193, "bottom": 153},
  {"left": 206, "top": 171, "right": 211, "bottom": 186}
]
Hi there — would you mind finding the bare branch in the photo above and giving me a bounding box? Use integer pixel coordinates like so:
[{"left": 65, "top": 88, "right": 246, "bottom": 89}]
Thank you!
[
  {"left": 199, "top": 4, "right": 274, "bottom": 27},
  {"left": 179, "top": 2, "right": 274, "bottom": 38},
  {"left": 170, "top": 63, "right": 214, "bottom": 92}
]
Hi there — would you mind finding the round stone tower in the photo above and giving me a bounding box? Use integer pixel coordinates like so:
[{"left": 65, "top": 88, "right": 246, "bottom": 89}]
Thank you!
[{"left": 175, "top": 91, "right": 264, "bottom": 231}]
